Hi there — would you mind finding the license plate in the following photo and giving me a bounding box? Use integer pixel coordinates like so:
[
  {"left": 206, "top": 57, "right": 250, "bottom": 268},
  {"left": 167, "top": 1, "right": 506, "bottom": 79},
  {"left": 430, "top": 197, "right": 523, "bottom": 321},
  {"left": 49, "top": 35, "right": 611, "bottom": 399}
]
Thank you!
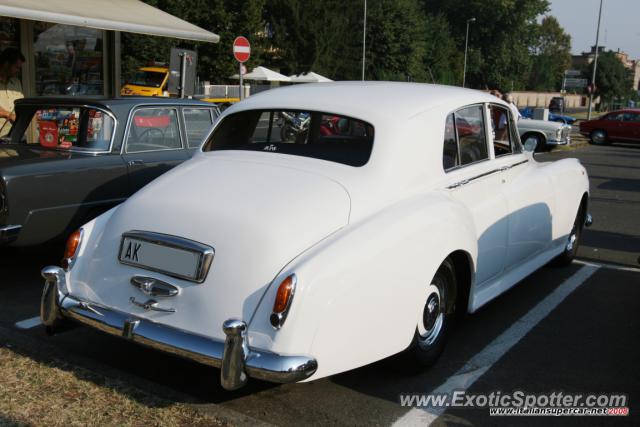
[{"left": 118, "top": 231, "right": 214, "bottom": 282}]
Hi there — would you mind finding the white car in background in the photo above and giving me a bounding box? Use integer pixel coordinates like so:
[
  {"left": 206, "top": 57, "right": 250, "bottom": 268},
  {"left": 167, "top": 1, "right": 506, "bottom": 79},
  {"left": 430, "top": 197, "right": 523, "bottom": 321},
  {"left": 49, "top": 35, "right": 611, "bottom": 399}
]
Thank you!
[
  {"left": 517, "top": 117, "right": 572, "bottom": 152},
  {"left": 40, "top": 82, "right": 592, "bottom": 391}
]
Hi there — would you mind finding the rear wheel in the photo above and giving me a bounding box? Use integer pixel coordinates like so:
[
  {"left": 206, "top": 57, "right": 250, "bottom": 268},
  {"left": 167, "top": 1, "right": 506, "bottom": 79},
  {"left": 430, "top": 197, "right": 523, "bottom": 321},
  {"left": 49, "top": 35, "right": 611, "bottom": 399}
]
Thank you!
[
  {"left": 589, "top": 130, "right": 608, "bottom": 145},
  {"left": 402, "top": 258, "right": 456, "bottom": 368},
  {"left": 553, "top": 205, "right": 584, "bottom": 266}
]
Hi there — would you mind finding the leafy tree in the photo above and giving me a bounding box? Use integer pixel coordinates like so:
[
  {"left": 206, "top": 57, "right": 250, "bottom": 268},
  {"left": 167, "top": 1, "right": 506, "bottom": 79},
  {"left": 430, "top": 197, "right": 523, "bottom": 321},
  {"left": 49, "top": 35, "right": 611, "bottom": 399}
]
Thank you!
[
  {"left": 584, "top": 51, "right": 634, "bottom": 109},
  {"left": 422, "top": 13, "right": 462, "bottom": 85},
  {"left": 122, "top": 0, "right": 266, "bottom": 85},
  {"left": 265, "top": 0, "right": 430, "bottom": 82},
  {"left": 264, "top": 0, "right": 360, "bottom": 79},
  {"left": 424, "top": 0, "right": 550, "bottom": 90},
  {"left": 363, "top": 0, "right": 428, "bottom": 82},
  {"left": 528, "top": 16, "right": 572, "bottom": 91}
]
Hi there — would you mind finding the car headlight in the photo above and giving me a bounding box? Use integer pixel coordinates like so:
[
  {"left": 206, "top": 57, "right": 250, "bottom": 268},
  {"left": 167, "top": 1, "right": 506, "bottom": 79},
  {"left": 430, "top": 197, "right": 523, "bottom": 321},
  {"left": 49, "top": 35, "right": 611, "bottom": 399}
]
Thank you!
[{"left": 555, "top": 128, "right": 563, "bottom": 140}]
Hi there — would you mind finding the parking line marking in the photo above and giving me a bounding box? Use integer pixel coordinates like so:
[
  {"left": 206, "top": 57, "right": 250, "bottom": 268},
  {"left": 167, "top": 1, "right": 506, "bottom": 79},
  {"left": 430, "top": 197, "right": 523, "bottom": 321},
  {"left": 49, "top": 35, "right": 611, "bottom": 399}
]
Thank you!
[
  {"left": 393, "top": 264, "right": 600, "bottom": 426},
  {"left": 15, "top": 316, "right": 42, "bottom": 330},
  {"left": 575, "top": 259, "right": 640, "bottom": 274}
]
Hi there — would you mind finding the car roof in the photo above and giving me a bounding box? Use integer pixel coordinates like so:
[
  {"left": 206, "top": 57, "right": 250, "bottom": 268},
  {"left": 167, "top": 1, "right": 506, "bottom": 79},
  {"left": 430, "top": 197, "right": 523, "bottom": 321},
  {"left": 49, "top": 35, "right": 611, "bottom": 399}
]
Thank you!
[
  {"left": 15, "top": 97, "right": 215, "bottom": 110},
  {"left": 228, "top": 81, "right": 503, "bottom": 122}
]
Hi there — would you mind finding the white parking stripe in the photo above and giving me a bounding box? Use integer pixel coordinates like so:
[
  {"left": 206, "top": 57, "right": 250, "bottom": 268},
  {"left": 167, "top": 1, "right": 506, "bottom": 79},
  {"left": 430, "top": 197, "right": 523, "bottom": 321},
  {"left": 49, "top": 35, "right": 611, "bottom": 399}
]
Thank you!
[
  {"left": 15, "top": 316, "right": 42, "bottom": 330},
  {"left": 393, "top": 264, "right": 600, "bottom": 426},
  {"left": 575, "top": 258, "right": 640, "bottom": 274}
]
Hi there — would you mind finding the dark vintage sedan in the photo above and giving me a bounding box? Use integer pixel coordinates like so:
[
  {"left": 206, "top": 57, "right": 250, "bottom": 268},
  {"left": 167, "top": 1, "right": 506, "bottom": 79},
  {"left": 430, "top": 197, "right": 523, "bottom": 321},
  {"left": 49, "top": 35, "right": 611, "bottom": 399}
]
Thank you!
[
  {"left": 580, "top": 109, "right": 640, "bottom": 145},
  {"left": 0, "top": 97, "right": 219, "bottom": 246}
]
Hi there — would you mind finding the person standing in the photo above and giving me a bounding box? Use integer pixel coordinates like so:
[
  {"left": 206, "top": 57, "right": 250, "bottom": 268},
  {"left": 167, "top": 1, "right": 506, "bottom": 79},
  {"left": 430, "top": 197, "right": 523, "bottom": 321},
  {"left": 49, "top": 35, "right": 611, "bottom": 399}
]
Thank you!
[
  {"left": 503, "top": 92, "right": 522, "bottom": 121},
  {"left": 0, "top": 48, "right": 25, "bottom": 138}
]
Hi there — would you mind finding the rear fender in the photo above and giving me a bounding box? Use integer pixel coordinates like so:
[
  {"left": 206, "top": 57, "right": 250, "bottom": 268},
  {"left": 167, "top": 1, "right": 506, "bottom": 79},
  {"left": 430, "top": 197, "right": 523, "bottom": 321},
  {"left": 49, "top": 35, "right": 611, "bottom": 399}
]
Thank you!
[{"left": 248, "top": 192, "right": 477, "bottom": 381}]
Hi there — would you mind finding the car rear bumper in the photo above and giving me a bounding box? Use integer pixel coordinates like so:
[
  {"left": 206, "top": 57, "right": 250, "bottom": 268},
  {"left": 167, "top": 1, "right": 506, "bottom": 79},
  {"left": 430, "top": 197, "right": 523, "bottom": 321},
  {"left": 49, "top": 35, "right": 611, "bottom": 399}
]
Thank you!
[
  {"left": 40, "top": 266, "right": 318, "bottom": 390},
  {"left": 0, "top": 225, "right": 21, "bottom": 244}
]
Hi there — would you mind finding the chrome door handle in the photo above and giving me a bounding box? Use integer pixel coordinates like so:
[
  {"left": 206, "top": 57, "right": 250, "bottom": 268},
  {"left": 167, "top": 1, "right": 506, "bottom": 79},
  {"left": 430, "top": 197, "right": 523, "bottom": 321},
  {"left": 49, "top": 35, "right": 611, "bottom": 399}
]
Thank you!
[{"left": 128, "top": 160, "right": 145, "bottom": 166}]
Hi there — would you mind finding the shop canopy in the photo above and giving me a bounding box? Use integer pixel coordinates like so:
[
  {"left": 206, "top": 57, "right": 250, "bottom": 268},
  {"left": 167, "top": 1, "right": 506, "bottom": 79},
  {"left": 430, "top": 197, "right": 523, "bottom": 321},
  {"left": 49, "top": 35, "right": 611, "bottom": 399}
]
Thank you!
[
  {"left": 232, "top": 66, "right": 291, "bottom": 82},
  {"left": 0, "top": 0, "right": 219, "bottom": 43},
  {"left": 289, "top": 72, "right": 333, "bottom": 83}
]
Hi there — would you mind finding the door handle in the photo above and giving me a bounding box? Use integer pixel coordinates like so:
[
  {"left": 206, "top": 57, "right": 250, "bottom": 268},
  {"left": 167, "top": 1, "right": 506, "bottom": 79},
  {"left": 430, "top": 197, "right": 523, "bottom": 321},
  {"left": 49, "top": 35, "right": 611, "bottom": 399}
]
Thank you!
[{"left": 128, "top": 159, "right": 145, "bottom": 166}]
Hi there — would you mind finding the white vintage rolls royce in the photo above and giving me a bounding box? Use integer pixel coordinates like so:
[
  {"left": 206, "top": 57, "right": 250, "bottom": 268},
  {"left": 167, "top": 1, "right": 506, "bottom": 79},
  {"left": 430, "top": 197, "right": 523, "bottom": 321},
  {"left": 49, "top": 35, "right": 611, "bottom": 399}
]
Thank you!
[{"left": 40, "top": 82, "right": 592, "bottom": 390}]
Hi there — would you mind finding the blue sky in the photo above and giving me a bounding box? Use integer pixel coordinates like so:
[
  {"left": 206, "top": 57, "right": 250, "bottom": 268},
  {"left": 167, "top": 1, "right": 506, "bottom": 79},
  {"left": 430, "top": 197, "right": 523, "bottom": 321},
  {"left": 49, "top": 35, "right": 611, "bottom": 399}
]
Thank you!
[{"left": 547, "top": 0, "right": 640, "bottom": 59}]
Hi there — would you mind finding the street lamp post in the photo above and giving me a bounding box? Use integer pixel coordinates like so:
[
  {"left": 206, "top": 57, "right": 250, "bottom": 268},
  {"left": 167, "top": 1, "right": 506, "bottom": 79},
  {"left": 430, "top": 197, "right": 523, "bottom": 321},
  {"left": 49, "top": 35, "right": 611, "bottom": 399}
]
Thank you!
[
  {"left": 362, "top": 0, "right": 367, "bottom": 81},
  {"left": 588, "top": 0, "right": 604, "bottom": 120},
  {"left": 463, "top": 17, "right": 476, "bottom": 88}
]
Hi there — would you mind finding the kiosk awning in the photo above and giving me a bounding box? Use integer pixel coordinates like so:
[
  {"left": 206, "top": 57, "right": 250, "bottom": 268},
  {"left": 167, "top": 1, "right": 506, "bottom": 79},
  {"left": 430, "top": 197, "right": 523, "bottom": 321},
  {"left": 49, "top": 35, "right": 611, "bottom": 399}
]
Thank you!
[{"left": 0, "top": 0, "right": 220, "bottom": 43}]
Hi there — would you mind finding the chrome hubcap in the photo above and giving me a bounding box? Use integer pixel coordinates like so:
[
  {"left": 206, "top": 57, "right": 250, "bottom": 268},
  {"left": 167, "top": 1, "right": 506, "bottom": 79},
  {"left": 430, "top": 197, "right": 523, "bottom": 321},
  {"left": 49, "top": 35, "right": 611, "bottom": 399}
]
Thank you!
[
  {"left": 419, "top": 283, "right": 444, "bottom": 346},
  {"left": 566, "top": 231, "right": 577, "bottom": 251},
  {"left": 592, "top": 132, "right": 605, "bottom": 144}
]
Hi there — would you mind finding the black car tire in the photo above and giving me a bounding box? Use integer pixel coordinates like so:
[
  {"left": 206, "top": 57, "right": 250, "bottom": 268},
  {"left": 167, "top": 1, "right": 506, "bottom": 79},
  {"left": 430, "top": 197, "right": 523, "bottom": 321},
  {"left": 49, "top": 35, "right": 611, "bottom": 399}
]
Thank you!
[
  {"left": 400, "top": 258, "right": 457, "bottom": 369},
  {"left": 589, "top": 130, "right": 608, "bottom": 145}
]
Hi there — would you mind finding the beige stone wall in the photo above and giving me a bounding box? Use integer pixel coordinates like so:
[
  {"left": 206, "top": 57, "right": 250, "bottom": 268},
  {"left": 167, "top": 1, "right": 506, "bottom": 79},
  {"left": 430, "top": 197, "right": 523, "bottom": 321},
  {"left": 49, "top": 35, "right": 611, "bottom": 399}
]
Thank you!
[{"left": 510, "top": 92, "right": 592, "bottom": 109}]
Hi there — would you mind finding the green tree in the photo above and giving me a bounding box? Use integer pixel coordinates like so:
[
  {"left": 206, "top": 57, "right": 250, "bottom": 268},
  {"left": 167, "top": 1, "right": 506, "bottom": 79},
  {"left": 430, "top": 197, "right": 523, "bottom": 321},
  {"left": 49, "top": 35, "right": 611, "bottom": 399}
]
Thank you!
[
  {"left": 364, "top": 0, "right": 428, "bottom": 82},
  {"left": 265, "top": 0, "right": 430, "bottom": 82},
  {"left": 424, "top": 0, "right": 550, "bottom": 90},
  {"left": 584, "top": 51, "right": 633, "bottom": 109},
  {"left": 122, "top": 0, "right": 266, "bottom": 85},
  {"left": 528, "top": 15, "right": 572, "bottom": 91},
  {"left": 264, "top": 0, "right": 359, "bottom": 79},
  {"left": 422, "top": 13, "right": 462, "bottom": 85}
]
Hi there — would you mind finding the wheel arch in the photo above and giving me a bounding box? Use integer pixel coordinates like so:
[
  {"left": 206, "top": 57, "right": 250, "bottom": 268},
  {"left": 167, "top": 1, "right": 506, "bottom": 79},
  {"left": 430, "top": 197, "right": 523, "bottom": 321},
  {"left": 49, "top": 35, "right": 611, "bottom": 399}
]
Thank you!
[{"left": 448, "top": 249, "right": 474, "bottom": 316}]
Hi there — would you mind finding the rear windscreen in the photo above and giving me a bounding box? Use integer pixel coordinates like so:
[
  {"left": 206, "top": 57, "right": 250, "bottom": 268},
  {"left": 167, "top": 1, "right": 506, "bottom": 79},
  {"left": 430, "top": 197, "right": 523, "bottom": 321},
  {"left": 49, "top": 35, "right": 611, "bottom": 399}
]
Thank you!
[{"left": 202, "top": 110, "right": 374, "bottom": 167}]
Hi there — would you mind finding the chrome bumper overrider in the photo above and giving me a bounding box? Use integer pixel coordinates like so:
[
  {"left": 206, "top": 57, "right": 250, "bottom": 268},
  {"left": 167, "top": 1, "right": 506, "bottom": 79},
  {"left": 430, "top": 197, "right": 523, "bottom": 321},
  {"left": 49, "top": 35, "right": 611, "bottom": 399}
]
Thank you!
[{"left": 40, "top": 266, "right": 317, "bottom": 390}]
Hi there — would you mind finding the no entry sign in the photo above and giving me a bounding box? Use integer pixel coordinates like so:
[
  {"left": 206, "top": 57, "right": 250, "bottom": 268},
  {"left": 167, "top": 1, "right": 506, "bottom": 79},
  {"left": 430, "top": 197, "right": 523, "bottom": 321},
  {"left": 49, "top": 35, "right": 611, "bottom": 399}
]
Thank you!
[{"left": 233, "top": 36, "right": 250, "bottom": 63}]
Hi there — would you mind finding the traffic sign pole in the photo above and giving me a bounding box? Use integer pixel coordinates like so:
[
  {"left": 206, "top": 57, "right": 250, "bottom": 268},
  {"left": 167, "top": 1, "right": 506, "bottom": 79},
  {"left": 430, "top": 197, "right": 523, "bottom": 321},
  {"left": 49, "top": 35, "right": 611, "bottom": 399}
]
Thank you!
[
  {"left": 239, "top": 63, "right": 244, "bottom": 100},
  {"left": 233, "top": 36, "right": 251, "bottom": 101}
]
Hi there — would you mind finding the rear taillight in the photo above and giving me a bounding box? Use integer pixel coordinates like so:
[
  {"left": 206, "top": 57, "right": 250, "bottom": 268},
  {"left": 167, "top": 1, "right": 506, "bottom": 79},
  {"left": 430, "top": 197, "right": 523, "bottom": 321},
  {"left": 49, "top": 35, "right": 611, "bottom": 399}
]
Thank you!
[
  {"left": 61, "top": 229, "right": 83, "bottom": 270},
  {"left": 270, "top": 274, "right": 296, "bottom": 329}
]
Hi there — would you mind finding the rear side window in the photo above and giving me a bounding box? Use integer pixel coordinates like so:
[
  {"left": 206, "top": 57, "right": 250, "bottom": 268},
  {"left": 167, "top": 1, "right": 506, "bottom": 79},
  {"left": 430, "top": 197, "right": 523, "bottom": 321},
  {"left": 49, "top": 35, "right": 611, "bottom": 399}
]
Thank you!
[
  {"left": 126, "top": 108, "right": 182, "bottom": 153},
  {"left": 183, "top": 108, "right": 213, "bottom": 148},
  {"left": 203, "top": 110, "right": 374, "bottom": 167},
  {"left": 25, "top": 107, "right": 114, "bottom": 151},
  {"left": 442, "top": 105, "right": 488, "bottom": 170},
  {"left": 489, "top": 104, "right": 515, "bottom": 157}
]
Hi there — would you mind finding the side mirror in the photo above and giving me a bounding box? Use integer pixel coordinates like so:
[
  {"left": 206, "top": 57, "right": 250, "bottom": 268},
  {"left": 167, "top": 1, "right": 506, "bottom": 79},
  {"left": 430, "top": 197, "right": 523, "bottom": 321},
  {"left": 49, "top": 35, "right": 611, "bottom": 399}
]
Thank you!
[{"left": 523, "top": 136, "right": 538, "bottom": 153}]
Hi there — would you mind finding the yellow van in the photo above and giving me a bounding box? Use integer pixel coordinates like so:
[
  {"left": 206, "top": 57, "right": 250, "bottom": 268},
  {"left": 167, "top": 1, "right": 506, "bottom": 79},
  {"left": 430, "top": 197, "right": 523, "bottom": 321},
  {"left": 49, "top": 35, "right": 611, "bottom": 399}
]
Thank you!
[{"left": 121, "top": 66, "right": 169, "bottom": 97}]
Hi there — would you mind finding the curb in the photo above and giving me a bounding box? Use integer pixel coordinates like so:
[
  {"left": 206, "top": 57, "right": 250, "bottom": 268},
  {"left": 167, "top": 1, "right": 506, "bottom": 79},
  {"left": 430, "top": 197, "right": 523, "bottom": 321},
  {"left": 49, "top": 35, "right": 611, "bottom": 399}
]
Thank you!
[{"left": 0, "top": 325, "right": 271, "bottom": 427}]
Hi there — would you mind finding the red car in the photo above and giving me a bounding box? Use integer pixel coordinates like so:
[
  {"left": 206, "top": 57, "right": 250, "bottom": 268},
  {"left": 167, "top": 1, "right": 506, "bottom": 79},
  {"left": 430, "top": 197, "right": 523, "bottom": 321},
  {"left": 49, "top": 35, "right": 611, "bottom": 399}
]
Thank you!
[{"left": 580, "top": 109, "right": 640, "bottom": 145}]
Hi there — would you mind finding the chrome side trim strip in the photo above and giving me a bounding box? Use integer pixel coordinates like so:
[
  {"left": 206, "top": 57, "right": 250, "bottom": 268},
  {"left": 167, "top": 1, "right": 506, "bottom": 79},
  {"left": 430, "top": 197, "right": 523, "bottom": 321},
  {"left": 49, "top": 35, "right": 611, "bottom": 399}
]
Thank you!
[{"left": 447, "top": 159, "right": 528, "bottom": 189}]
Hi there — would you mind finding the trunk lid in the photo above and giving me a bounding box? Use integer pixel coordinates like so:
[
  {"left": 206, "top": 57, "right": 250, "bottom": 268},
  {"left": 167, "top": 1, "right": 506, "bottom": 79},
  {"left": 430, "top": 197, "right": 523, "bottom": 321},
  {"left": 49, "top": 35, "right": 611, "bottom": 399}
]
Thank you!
[{"left": 69, "top": 154, "right": 351, "bottom": 340}]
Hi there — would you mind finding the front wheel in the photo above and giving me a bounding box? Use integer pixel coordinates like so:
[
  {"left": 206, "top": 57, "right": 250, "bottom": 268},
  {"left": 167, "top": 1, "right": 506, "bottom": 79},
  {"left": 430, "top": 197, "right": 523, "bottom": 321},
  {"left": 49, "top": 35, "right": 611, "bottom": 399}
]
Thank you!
[
  {"left": 402, "top": 258, "right": 456, "bottom": 368},
  {"left": 589, "top": 130, "right": 608, "bottom": 145}
]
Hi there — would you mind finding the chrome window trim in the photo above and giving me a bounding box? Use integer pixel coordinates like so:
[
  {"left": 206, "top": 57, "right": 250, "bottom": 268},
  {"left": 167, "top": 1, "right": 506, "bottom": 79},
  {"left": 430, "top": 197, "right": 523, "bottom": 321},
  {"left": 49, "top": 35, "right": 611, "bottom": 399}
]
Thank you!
[
  {"left": 443, "top": 103, "right": 490, "bottom": 172},
  {"left": 487, "top": 102, "right": 523, "bottom": 158},
  {"left": 182, "top": 107, "right": 215, "bottom": 148},
  {"left": 25, "top": 104, "right": 117, "bottom": 155},
  {"left": 118, "top": 230, "right": 214, "bottom": 283},
  {"left": 123, "top": 106, "right": 185, "bottom": 154}
]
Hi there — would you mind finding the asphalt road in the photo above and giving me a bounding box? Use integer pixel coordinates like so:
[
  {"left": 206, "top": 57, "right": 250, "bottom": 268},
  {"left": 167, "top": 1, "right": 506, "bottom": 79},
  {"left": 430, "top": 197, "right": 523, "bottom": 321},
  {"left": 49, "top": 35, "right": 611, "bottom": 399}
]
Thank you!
[{"left": 0, "top": 142, "right": 638, "bottom": 426}]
